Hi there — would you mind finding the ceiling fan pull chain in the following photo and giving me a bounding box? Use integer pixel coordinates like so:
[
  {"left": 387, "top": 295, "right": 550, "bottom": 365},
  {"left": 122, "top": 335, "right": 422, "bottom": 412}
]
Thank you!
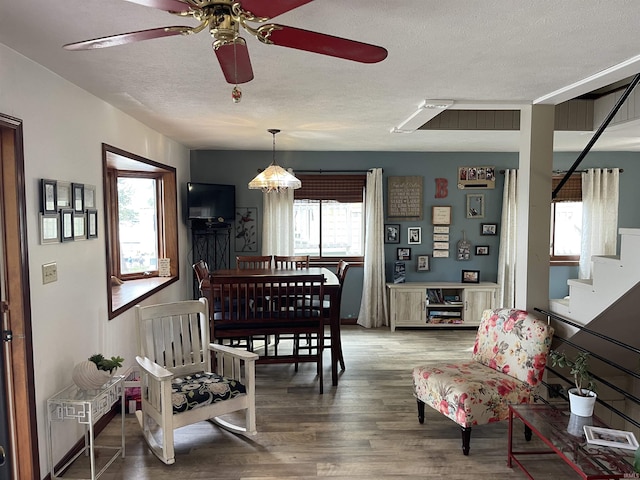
[{"left": 231, "top": 40, "right": 242, "bottom": 103}]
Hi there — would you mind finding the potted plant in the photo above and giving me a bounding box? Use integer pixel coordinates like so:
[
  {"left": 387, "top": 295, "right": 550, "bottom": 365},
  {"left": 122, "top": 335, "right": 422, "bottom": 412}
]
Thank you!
[
  {"left": 72, "top": 353, "right": 124, "bottom": 390},
  {"left": 549, "top": 350, "right": 597, "bottom": 417}
]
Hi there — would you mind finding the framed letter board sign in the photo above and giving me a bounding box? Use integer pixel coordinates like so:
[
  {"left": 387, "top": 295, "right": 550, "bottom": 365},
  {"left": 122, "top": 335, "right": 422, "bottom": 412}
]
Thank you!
[{"left": 387, "top": 176, "right": 423, "bottom": 220}]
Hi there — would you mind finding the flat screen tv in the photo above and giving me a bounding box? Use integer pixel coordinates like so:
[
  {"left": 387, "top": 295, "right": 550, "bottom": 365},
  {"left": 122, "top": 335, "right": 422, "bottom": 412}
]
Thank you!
[{"left": 187, "top": 182, "right": 235, "bottom": 225}]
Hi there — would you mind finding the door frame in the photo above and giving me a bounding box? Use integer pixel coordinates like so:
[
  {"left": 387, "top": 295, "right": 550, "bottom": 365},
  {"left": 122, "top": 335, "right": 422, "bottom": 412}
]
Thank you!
[{"left": 0, "top": 113, "right": 39, "bottom": 479}]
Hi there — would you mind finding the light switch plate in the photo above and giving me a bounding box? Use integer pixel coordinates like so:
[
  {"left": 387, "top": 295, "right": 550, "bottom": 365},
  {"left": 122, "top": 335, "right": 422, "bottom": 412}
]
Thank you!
[{"left": 42, "top": 262, "right": 57, "bottom": 284}]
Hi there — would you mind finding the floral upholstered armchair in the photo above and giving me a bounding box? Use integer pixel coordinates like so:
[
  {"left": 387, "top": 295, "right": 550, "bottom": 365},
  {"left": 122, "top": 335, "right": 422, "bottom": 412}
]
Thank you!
[{"left": 412, "top": 308, "right": 554, "bottom": 455}]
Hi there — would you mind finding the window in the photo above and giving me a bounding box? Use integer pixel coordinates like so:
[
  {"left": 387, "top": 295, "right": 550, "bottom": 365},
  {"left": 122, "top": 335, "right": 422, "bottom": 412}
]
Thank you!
[
  {"left": 103, "top": 144, "right": 178, "bottom": 318},
  {"left": 550, "top": 174, "right": 582, "bottom": 264},
  {"left": 293, "top": 174, "right": 365, "bottom": 262}
]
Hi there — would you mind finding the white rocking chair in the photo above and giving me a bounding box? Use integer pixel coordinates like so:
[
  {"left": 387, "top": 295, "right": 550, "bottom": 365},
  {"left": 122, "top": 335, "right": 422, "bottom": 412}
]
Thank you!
[{"left": 135, "top": 297, "right": 258, "bottom": 465}]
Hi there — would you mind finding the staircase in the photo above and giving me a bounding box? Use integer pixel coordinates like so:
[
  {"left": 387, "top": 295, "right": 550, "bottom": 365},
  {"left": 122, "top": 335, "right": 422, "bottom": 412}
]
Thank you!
[{"left": 549, "top": 228, "right": 640, "bottom": 337}]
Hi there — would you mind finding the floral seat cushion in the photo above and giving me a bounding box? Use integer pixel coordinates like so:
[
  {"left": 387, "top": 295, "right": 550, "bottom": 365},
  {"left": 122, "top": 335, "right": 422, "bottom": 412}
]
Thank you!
[
  {"left": 413, "top": 308, "right": 554, "bottom": 428},
  {"left": 171, "top": 372, "right": 247, "bottom": 414},
  {"left": 412, "top": 361, "right": 533, "bottom": 428}
]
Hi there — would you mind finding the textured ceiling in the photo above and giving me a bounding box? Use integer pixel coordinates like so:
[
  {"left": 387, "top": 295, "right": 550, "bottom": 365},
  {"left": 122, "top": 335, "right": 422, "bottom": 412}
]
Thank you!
[{"left": 1, "top": 0, "right": 640, "bottom": 152}]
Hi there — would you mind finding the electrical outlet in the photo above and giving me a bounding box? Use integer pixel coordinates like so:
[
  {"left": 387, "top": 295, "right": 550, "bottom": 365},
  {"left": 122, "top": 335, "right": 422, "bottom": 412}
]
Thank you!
[{"left": 42, "top": 262, "right": 57, "bottom": 284}]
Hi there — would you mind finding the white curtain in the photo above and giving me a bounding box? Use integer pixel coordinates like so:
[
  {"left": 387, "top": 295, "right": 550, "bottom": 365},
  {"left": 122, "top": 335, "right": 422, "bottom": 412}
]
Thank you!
[
  {"left": 497, "top": 169, "right": 518, "bottom": 308},
  {"left": 357, "top": 168, "right": 387, "bottom": 328},
  {"left": 579, "top": 168, "right": 619, "bottom": 279},
  {"left": 261, "top": 189, "right": 294, "bottom": 256}
]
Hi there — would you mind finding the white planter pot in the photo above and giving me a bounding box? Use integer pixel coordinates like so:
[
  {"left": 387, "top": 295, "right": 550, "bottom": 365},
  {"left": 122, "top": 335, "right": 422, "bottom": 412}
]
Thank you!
[{"left": 568, "top": 388, "right": 597, "bottom": 417}]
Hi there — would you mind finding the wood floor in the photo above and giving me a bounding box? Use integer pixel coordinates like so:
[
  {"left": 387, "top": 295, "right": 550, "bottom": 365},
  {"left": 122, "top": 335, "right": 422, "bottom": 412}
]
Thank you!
[{"left": 66, "top": 326, "right": 584, "bottom": 479}]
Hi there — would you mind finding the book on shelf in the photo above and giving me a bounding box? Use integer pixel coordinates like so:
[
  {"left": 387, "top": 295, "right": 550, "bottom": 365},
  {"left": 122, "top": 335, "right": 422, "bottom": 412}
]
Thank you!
[
  {"left": 427, "top": 316, "right": 463, "bottom": 324},
  {"left": 426, "top": 288, "right": 444, "bottom": 304},
  {"left": 428, "top": 310, "right": 462, "bottom": 316}
]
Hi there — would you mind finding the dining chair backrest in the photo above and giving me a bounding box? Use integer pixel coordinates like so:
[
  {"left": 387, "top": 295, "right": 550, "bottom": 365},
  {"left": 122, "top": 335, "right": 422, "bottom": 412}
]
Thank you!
[
  {"left": 336, "top": 260, "right": 350, "bottom": 286},
  {"left": 274, "top": 255, "right": 310, "bottom": 270},
  {"left": 192, "top": 259, "right": 210, "bottom": 297},
  {"left": 193, "top": 260, "right": 209, "bottom": 283},
  {"left": 236, "top": 255, "right": 273, "bottom": 269}
]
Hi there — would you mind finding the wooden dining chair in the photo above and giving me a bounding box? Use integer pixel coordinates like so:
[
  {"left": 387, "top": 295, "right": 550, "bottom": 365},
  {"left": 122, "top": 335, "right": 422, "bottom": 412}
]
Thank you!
[
  {"left": 273, "top": 255, "right": 310, "bottom": 269},
  {"left": 236, "top": 255, "right": 273, "bottom": 269},
  {"left": 299, "top": 260, "right": 350, "bottom": 371},
  {"left": 192, "top": 259, "right": 210, "bottom": 298},
  {"left": 273, "top": 255, "right": 310, "bottom": 359}
]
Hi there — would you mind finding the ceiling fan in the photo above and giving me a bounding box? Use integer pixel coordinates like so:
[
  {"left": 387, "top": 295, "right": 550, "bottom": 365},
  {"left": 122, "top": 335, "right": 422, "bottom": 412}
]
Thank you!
[{"left": 63, "top": 0, "right": 388, "bottom": 85}]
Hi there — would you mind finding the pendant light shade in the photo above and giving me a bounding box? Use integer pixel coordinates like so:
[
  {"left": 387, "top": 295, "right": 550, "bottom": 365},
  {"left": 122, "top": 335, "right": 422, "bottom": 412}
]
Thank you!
[{"left": 248, "top": 129, "right": 301, "bottom": 193}]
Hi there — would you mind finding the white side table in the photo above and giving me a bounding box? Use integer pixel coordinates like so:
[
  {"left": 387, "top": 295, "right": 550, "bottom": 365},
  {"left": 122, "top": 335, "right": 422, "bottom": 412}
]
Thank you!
[{"left": 47, "top": 375, "right": 125, "bottom": 479}]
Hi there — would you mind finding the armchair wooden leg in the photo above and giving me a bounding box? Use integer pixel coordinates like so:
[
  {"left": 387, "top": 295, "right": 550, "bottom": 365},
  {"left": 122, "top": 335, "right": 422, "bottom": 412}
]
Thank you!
[
  {"left": 417, "top": 399, "right": 425, "bottom": 424},
  {"left": 461, "top": 427, "right": 471, "bottom": 456},
  {"left": 524, "top": 424, "right": 532, "bottom": 441}
]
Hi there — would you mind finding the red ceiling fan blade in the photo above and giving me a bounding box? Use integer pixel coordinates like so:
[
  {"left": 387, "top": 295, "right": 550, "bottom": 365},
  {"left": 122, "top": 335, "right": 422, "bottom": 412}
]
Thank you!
[
  {"left": 240, "top": 0, "right": 313, "bottom": 19},
  {"left": 214, "top": 40, "right": 254, "bottom": 84},
  {"left": 121, "top": 0, "right": 193, "bottom": 13},
  {"left": 63, "top": 27, "right": 192, "bottom": 50},
  {"left": 262, "top": 25, "right": 388, "bottom": 63}
]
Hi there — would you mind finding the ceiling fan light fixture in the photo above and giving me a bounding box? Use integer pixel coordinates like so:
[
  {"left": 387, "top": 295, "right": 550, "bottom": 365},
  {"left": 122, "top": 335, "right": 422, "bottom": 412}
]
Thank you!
[
  {"left": 391, "top": 99, "right": 454, "bottom": 133},
  {"left": 248, "top": 129, "right": 301, "bottom": 193}
]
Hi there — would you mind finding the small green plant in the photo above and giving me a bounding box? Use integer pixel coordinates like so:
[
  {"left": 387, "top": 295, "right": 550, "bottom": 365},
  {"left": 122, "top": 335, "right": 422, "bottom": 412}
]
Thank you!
[
  {"left": 88, "top": 354, "right": 124, "bottom": 374},
  {"left": 549, "top": 350, "right": 596, "bottom": 397}
]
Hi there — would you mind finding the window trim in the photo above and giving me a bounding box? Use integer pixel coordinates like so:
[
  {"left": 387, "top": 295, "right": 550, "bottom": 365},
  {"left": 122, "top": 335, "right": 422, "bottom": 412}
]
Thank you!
[{"left": 102, "top": 144, "right": 179, "bottom": 319}]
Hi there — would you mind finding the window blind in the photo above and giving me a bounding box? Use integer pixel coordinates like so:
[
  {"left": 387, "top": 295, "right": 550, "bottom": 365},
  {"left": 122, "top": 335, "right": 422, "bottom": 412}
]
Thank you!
[
  {"left": 552, "top": 174, "right": 582, "bottom": 202},
  {"left": 294, "top": 174, "right": 366, "bottom": 203}
]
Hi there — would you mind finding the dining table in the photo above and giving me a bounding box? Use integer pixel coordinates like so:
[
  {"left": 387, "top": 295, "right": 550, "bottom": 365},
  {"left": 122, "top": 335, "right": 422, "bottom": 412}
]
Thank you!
[{"left": 209, "top": 267, "right": 343, "bottom": 387}]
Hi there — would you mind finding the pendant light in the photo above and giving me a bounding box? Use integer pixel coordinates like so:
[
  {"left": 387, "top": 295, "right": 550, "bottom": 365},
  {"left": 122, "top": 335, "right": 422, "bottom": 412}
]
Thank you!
[{"left": 248, "top": 129, "right": 301, "bottom": 192}]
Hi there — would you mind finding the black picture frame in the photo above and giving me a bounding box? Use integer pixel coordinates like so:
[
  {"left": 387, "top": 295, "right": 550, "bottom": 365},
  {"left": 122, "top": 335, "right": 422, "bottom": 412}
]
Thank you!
[
  {"left": 72, "top": 182, "right": 85, "bottom": 213},
  {"left": 385, "top": 224, "right": 400, "bottom": 243},
  {"left": 462, "top": 269, "right": 480, "bottom": 283},
  {"left": 41, "top": 179, "right": 57, "bottom": 214},
  {"left": 475, "top": 245, "right": 490, "bottom": 256},
  {"left": 87, "top": 209, "right": 98, "bottom": 239},
  {"left": 408, "top": 227, "right": 422, "bottom": 245},
  {"left": 60, "top": 208, "right": 74, "bottom": 242},
  {"left": 397, "top": 247, "right": 411, "bottom": 260},
  {"left": 481, "top": 223, "right": 498, "bottom": 236}
]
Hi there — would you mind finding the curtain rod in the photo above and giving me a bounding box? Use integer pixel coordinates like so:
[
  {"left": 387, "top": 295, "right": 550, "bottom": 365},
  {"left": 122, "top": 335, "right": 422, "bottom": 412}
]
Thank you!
[
  {"left": 499, "top": 168, "right": 623, "bottom": 174},
  {"left": 295, "top": 169, "right": 381, "bottom": 173}
]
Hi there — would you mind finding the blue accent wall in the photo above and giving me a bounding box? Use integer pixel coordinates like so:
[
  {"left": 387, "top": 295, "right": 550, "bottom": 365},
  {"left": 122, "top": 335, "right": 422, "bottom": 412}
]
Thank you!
[{"left": 190, "top": 149, "right": 640, "bottom": 317}]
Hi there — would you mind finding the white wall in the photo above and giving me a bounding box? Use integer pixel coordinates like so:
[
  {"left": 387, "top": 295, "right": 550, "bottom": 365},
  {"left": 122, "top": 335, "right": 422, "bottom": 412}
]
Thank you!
[{"left": 0, "top": 44, "right": 191, "bottom": 476}]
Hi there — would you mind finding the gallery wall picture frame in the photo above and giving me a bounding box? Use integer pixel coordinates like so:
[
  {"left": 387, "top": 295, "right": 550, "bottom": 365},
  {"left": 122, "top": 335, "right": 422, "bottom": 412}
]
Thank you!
[
  {"left": 433, "top": 242, "right": 449, "bottom": 250},
  {"left": 432, "top": 205, "right": 452, "bottom": 225},
  {"left": 457, "top": 166, "right": 496, "bottom": 189},
  {"left": 397, "top": 247, "right": 411, "bottom": 260},
  {"left": 60, "top": 209, "right": 74, "bottom": 242},
  {"left": 481, "top": 223, "right": 498, "bottom": 236},
  {"left": 72, "top": 183, "right": 85, "bottom": 213},
  {"left": 56, "top": 181, "right": 71, "bottom": 208},
  {"left": 433, "top": 249, "right": 449, "bottom": 258},
  {"left": 84, "top": 184, "right": 96, "bottom": 209},
  {"left": 41, "top": 178, "right": 57, "bottom": 214},
  {"left": 466, "top": 193, "right": 485, "bottom": 219},
  {"left": 408, "top": 226, "right": 422, "bottom": 244},
  {"left": 416, "top": 255, "right": 430, "bottom": 271},
  {"left": 433, "top": 233, "right": 449, "bottom": 242},
  {"left": 461, "top": 269, "right": 480, "bottom": 283},
  {"left": 475, "top": 245, "right": 490, "bottom": 255},
  {"left": 73, "top": 213, "right": 86, "bottom": 240},
  {"left": 385, "top": 224, "right": 400, "bottom": 244},
  {"left": 87, "top": 209, "right": 98, "bottom": 239},
  {"left": 40, "top": 213, "right": 60, "bottom": 244},
  {"left": 433, "top": 225, "right": 449, "bottom": 234}
]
